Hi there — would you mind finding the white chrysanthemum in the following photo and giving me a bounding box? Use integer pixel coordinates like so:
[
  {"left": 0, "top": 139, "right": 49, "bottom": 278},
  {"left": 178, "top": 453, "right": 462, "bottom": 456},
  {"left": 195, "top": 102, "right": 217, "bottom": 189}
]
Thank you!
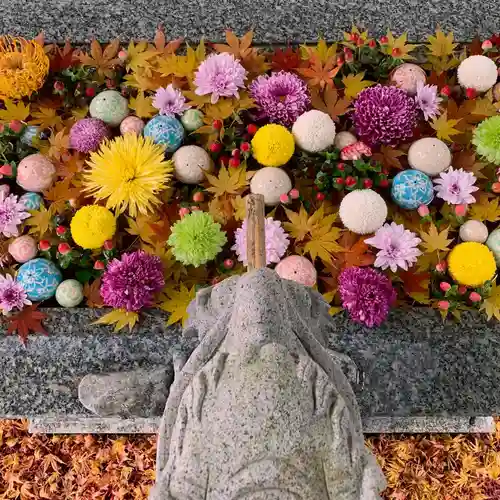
[
  {"left": 292, "top": 110, "right": 336, "bottom": 153},
  {"left": 172, "top": 145, "right": 212, "bottom": 184},
  {"left": 457, "top": 55, "right": 498, "bottom": 92},
  {"left": 339, "top": 189, "right": 387, "bottom": 235}
]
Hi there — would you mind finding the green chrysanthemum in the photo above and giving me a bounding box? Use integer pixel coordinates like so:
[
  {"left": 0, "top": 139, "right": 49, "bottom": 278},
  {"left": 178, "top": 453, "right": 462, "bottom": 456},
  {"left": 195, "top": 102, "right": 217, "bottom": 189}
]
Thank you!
[
  {"left": 472, "top": 116, "right": 500, "bottom": 164},
  {"left": 168, "top": 212, "right": 227, "bottom": 267}
]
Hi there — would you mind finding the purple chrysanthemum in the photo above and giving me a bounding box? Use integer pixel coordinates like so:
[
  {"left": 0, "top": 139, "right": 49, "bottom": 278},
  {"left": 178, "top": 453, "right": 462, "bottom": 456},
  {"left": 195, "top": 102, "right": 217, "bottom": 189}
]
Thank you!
[
  {"left": 352, "top": 84, "right": 417, "bottom": 146},
  {"left": 194, "top": 53, "right": 247, "bottom": 104},
  {"left": 338, "top": 266, "right": 396, "bottom": 328},
  {"left": 365, "top": 222, "right": 422, "bottom": 272},
  {"left": 0, "top": 274, "right": 31, "bottom": 313},
  {"left": 152, "top": 84, "right": 190, "bottom": 116},
  {"left": 0, "top": 191, "right": 29, "bottom": 238},
  {"left": 434, "top": 167, "right": 479, "bottom": 205},
  {"left": 100, "top": 250, "right": 165, "bottom": 312},
  {"left": 249, "top": 71, "right": 310, "bottom": 126},
  {"left": 70, "top": 118, "right": 111, "bottom": 153},
  {"left": 415, "top": 82, "right": 442, "bottom": 121}
]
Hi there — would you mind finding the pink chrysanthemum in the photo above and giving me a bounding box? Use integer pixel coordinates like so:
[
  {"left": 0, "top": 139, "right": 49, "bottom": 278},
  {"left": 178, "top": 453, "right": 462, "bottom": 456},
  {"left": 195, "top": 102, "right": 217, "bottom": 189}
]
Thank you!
[
  {"left": 338, "top": 266, "right": 396, "bottom": 328},
  {"left": 365, "top": 222, "right": 422, "bottom": 272},
  {"left": 194, "top": 53, "right": 247, "bottom": 104},
  {"left": 0, "top": 274, "right": 31, "bottom": 313},
  {"left": 152, "top": 84, "right": 190, "bottom": 116},
  {"left": 100, "top": 250, "right": 165, "bottom": 312},
  {"left": 0, "top": 191, "right": 30, "bottom": 237},
  {"left": 415, "top": 82, "right": 442, "bottom": 121},
  {"left": 70, "top": 118, "right": 111, "bottom": 153},
  {"left": 434, "top": 167, "right": 479, "bottom": 205},
  {"left": 232, "top": 217, "right": 289, "bottom": 266}
]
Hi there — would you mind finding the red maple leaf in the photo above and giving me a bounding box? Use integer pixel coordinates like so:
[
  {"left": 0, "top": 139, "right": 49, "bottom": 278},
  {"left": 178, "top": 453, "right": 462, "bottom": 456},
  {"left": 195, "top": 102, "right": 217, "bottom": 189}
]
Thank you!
[
  {"left": 6, "top": 304, "right": 48, "bottom": 346},
  {"left": 271, "top": 47, "right": 301, "bottom": 71},
  {"left": 49, "top": 40, "right": 78, "bottom": 71}
]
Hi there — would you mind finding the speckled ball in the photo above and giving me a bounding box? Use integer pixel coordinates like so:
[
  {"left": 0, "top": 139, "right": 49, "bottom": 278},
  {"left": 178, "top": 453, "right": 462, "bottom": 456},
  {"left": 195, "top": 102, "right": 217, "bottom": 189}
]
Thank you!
[
  {"left": 55, "top": 279, "right": 84, "bottom": 308},
  {"left": 408, "top": 137, "right": 451, "bottom": 176},
  {"left": 181, "top": 109, "right": 204, "bottom": 131},
  {"left": 17, "top": 154, "right": 56, "bottom": 192},
  {"left": 334, "top": 131, "right": 357, "bottom": 150},
  {"left": 459, "top": 220, "right": 488, "bottom": 243},
  {"left": 250, "top": 167, "right": 292, "bottom": 206},
  {"left": 292, "top": 110, "right": 336, "bottom": 153},
  {"left": 389, "top": 63, "right": 427, "bottom": 95},
  {"left": 275, "top": 255, "right": 317, "bottom": 287},
  {"left": 19, "top": 192, "right": 43, "bottom": 211},
  {"left": 8, "top": 235, "right": 37, "bottom": 263},
  {"left": 120, "top": 115, "right": 145, "bottom": 136},
  {"left": 20, "top": 126, "right": 39, "bottom": 146},
  {"left": 172, "top": 145, "right": 212, "bottom": 184},
  {"left": 391, "top": 169, "right": 434, "bottom": 210},
  {"left": 16, "top": 258, "right": 62, "bottom": 301},
  {"left": 70, "top": 118, "right": 111, "bottom": 153},
  {"left": 339, "top": 189, "right": 388, "bottom": 234},
  {"left": 457, "top": 55, "right": 498, "bottom": 93},
  {"left": 486, "top": 228, "right": 500, "bottom": 265},
  {"left": 89, "top": 90, "right": 129, "bottom": 126},
  {"left": 143, "top": 115, "right": 185, "bottom": 152}
]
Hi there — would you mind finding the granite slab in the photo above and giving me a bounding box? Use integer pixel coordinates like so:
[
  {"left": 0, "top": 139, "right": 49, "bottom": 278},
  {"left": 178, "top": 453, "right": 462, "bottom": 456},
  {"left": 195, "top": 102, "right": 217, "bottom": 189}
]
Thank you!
[{"left": 0, "top": 0, "right": 498, "bottom": 43}]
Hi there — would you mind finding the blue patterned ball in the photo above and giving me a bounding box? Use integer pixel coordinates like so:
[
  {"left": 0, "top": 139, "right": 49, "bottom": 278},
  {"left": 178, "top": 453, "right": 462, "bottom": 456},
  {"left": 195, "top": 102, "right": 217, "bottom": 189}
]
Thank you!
[
  {"left": 144, "top": 115, "right": 185, "bottom": 152},
  {"left": 19, "top": 192, "right": 43, "bottom": 211},
  {"left": 391, "top": 169, "right": 434, "bottom": 210},
  {"left": 16, "top": 258, "right": 63, "bottom": 301}
]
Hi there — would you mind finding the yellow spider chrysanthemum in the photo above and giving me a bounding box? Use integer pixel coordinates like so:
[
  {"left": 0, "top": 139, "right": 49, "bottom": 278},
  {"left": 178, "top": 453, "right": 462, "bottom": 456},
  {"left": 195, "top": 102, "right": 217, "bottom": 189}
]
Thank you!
[
  {"left": 0, "top": 36, "right": 49, "bottom": 99},
  {"left": 83, "top": 134, "right": 174, "bottom": 217}
]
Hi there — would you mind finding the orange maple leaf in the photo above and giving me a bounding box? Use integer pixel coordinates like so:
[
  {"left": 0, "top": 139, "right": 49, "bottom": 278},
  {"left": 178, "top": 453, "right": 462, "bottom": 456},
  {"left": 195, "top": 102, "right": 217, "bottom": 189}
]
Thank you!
[
  {"left": 297, "top": 54, "right": 340, "bottom": 89},
  {"left": 43, "top": 178, "right": 81, "bottom": 215},
  {"left": 6, "top": 304, "right": 48, "bottom": 346},
  {"left": 371, "top": 145, "right": 406, "bottom": 170},
  {"left": 77, "top": 39, "right": 121, "bottom": 80},
  {"left": 83, "top": 279, "right": 104, "bottom": 308},
  {"left": 310, "top": 87, "right": 352, "bottom": 121},
  {"left": 152, "top": 25, "right": 183, "bottom": 56}
]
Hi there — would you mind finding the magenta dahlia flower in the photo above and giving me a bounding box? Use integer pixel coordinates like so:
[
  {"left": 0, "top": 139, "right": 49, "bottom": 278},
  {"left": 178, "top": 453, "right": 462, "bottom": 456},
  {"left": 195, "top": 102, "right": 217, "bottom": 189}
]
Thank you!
[
  {"left": 194, "top": 53, "right": 247, "bottom": 104},
  {"left": 249, "top": 71, "right": 310, "bottom": 126},
  {"left": 415, "top": 82, "right": 442, "bottom": 121},
  {"left": 0, "top": 274, "right": 31, "bottom": 313},
  {"left": 433, "top": 167, "right": 478, "bottom": 205},
  {"left": 100, "top": 250, "right": 165, "bottom": 312},
  {"left": 70, "top": 118, "right": 111, "bottom": 153},
  {"left": 338, "top": 266, "right": 396, "bottom": 327},
  {"left": 352, "top": 84, "right": 417, "bottom": 146},
  {"left": 0, "top": 191, "right": 30, "bottom": 238},
  {"left": 152, "top": 84, "right": 190, "bottom": 116}
]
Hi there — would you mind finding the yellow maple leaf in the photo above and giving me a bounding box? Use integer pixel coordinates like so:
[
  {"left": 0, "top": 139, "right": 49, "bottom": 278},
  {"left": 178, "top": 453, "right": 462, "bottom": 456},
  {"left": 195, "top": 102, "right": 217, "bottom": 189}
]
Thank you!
[
  {"left": 205, "top": 166, "right": 248, "bottom": 197},
  {"left": 44, "top": 129, "right": 70, "bottom": 161},
  {"left": 304, "top": 226, "right": 343, "bottom": 264},
  {"left": 160, "top": 284, "right": 196, "bottom": 326},
  {"left": 26, "top": 206, "right": 51, "bottom": 237},
  {"left": 283, "top": 205, "right": 310, "bottom": 241},
  {"left": 342, "top": 72, "right": 374, "bottom": 99},
  {"left": 384, "top": 31, "right": 418, "bottom": 60},
  {"left": 71, "top": 106, "right": 89, "bottom": 121},
  {"left": 128, "top": 92, "right": 156, "bottom": 118},
  {"left": 480, "top": 283, "right": 500, "bottom": 321},
  {"left": 204, "top": 99, "right": 236, "bottom": 121},
  {"left": 93, "top": 309, "right": 139, "bottom": 332},
  {"left": 430, "top": 112, "right": 461, "bottom": 142},
  {"left": 469, "top": 195, "right": 500, "bottom": 222},
  {"left": 208, "top": 196, "right": 234, "bottom": 224},
  {"left": 419, "top": 223, "right": 453, "bottom": 254},
  {"left": 426, "top": 28, "right": 457, "bottom": 57},
  {"left": 300, "top": 38, "right": 337, "bottom": 63},
  {"left": 43, "top": 178, "right": 81, "bottom": 215},
  {"left": 0, "top": 100, "right": 30, "bottom": 122},
  {"left": 126, "top": 214, "right": 157, "bottom": 244},
  {"left": 29, "top": 107, "right": 64, "bottom": 130},
  {"left": 232, "top": 195, "right": 246, "bottom": 221},
  {"left": 126, "top": 41, "right": 157, "bottom": 76}
]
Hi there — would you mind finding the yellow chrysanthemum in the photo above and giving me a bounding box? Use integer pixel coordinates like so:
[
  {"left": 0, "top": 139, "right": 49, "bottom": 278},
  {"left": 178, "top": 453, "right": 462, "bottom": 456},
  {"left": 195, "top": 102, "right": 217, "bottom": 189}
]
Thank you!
[
  {"left": 251, "top": 124, "right": 295, "bottom": 167},
  {"left": 0, "top": 36, "right": 49, "bottom": 100},
  {"left": 83, "top": 134, "right": 174, "bottom": 217},
  {"left": 70, "top": 206, "right": 117, "bottom": 249},
  {"left": 448, "top": 242, "right": 496, "bottom": 287}
]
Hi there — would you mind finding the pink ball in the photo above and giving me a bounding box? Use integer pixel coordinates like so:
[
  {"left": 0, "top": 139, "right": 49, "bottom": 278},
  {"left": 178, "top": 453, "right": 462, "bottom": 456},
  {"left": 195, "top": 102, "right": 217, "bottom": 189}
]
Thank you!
[
  {"left": 17, "top": 154, "right": 56, "bottom": 192},
  {"left": 120, "top": 116, "right": 145, "bottom": 136},
  {"left": 275, "top": 255, "right": 317, "bottom": 287},
  {"left": 389, "top": 63, "right": 427, "bottom": 95},
  {"left": 8, "top": 235, "right": 38, "bottom": 263}
]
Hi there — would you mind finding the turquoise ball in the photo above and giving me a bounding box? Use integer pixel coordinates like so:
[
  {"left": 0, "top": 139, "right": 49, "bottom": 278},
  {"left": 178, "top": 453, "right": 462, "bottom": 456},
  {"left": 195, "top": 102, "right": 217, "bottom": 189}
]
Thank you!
[
  {"left": 391, "top": 169, "right": 434, "bottom": 210},
  {"left": 19, "top": 192, "right": 43, "bottom": 211},
  {"left": 16, "top": 258, "right": 63, "bottom": 301},
  {"left": 144, "top": 115, "right": 185, "bottom": 152}
]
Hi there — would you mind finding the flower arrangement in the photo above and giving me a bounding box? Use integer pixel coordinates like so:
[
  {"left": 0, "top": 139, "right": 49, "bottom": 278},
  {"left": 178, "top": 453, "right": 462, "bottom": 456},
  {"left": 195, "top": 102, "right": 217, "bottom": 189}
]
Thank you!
[{"left": 1, "top": 26, "right": 500, "bottom": 338}]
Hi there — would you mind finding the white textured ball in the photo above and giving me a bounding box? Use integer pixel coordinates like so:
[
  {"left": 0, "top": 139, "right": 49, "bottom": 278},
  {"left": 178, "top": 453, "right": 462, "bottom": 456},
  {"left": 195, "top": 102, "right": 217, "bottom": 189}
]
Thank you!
[
  {"left": 250, "top": 167, "right": 292, "bottom": 206},
  {"left": 408, "top": 138, "right": 451, "bottom": 176},
  {"left": 172, "top": 145, "right": 212, "bottom": 184},
  {"left": 55, "top": 279, "right": 84, "bottom": 308},
  {"left": 334, "top": 131, "right": 357, "bottom": 150},
  {"left": 459, "top": 220, "right": 488, "bottom": 243},
  {"left": 339, "top": 189, "right": 388, "bottom": 235},
  {"left": 292, "top": 110, "right": 336, "bottom": 153},
  {"left": 457, "top": 55, "right": 498, "bottom": 93}
]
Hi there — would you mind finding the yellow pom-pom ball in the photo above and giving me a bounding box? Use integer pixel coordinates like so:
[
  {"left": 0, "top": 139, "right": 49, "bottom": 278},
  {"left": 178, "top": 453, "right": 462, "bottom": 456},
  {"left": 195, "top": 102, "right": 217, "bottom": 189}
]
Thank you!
[
  {"left": 71, "top": 206, "right": 116, "bottom": 249},
  {"left": 448, "top": 242, "right": 496, "bottom": 286},
  {"left": 251, "top": 124, "right": 295, "bottom": 167}
]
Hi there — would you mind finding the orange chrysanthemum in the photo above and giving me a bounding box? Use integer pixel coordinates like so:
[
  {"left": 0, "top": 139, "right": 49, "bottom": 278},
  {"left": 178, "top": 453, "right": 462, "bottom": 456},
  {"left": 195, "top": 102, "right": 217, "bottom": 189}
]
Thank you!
[{"left": 0, "top": 36, "right": 49, "bottom": 99}]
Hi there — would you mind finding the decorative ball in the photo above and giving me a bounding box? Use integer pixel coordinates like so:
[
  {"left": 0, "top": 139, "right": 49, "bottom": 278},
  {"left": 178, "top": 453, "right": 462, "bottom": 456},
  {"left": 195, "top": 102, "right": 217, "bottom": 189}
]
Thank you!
[
  {"left": 70, "top": 118, "right": 111, "bottom": 153},
  {"left": 391, "top": 170, "right": 434, "bottom": 210},
  {"left": 408, "top": 138, "right": 451, "bottom": 176},
  {"left": 55, "top": 279, "right": 84, "bottom": 308},
  {"left": 19, "top": 192, "right": 43, "bottom": 211},
  {"left": 457, "top": 55, "right": 498, "bottom": 93},
  {"left": 250, "top": 167, "right": 292, "bottom": 206},
  {"left": 448, "top": 242, "right": 496, "bottom": 286},
  {"left": 275, "top": 255, "right": 317, "bottom": 287},
  {"left": 143, "top": 115, "right": 185, "bottom": 152},
  {"left": 16, "top": 258, "right": 62, "bottom": 301},
  {"left": 20, "top": 126, "right": 39, "bottom": 146},
  {"left": 8, "top": 235, "right": 37, "bottom": 263},
  {"left": 71, "top": 206, "right": 117, "bottom": 249},
  {"left": 16, "top": 154, "right": 56, "bottom": 192},
  {"left": 339, "top": 189, "right": 387, "bottom": 234},
  {"left": 292, "top": 110, "right": 336, "bottom": 153},
  {"left": 181, "top": 109, "right": 204, "bottom": 131},
  {"left": 459, "top": 220, "right": 488, "bottom": 243},
  {"left": 486, "top": 228, "right": 500, "bottom": 265},
  {"left": 172, "top": 145, "right": 212, "bottom": 184},
  {"left": 251, "top": 124, "right": 295, "bottom": 167},
  {"left": 334, "top": 131, "right": 357, "bottom": 150},
  {"left": 120, "top": 115, "right": 145, "bottom": 136},
  {"left": 89, "top": 90, "right": 129, "bottom": 126},
  {"left": 389, "top": 63, "right": 427, "bottom": 95}
]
